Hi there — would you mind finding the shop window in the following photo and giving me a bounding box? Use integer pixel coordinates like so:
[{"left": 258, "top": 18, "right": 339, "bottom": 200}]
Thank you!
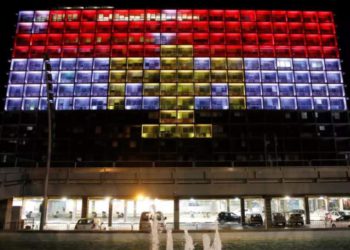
[
  {"left": 279, "top": 84, "right": 295, "bottom": 97},
  {"left": 74, "top": 84, "right": 91, "bottom": 97},
  {"left": 246, "top": 97, "right": 263, "bottom": 109},
  {"left": 246, "top": 84, "right": 262, "bottom": 96},
  {"left": 195, "top": 97, "right": 211, "bottom": 110},
  {"left": 281, "top": 97, "right": 297, "bottom": 110},
  {"left": 296, "top": 84, "right": 311, "bottom": 97},
  {"left": 74, "top": 98, "right": 90, "bottom": 110},
  {"left": 264, "top": 97, "right": 280, "bottom": 110},
  {"left": 263, "top": 84, "right": 278, "bottom": 96}
]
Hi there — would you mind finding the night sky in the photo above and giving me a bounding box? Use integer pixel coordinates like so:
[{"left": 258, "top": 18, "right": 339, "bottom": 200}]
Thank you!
[{"left": 0, "top": 0, "right": 347, "bottom": 111}]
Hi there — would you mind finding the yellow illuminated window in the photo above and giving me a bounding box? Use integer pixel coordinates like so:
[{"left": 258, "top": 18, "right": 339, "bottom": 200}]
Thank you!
[
  {"left": 127, "top": 58, "right": 143, "bottom": 69},
  {"left": 142, "top": 125, "right": 159, "bottom": 138},
  {"left": 211, "top": 58, "right": 227, "bottom": 70},
  {"left": 161, "top": 58, "right": 177, "bottom": 69},
  {"left": 108, "top": 97, "right": 125, "bottom": 110},
  {"left": 160, "top": 70, "right": 177, "bottom": 82},
  {"left": 227, "top": 58, "right": 243, "bottom": 70},
  {"left": 195, "top": 83, "right": 211, "bottom": 96},
  {"left": 110, "top": 58, "right": 127, "bottom": 70},
  {"left": 178, "top": 125, "right": 195, "bottom": 138},
  {"left": 177, "top": 83, "right": 194, "bottom": 96},
  {"left": 178, "top": 45, "right": 193, "bottom": 57},
  {"left": 160, "top": 97, "right": 177, "bottom": 109},
  {"left": 161, "top": 45, "right": 177, "bottom": 57},
  {"left": 229, "top": 84, "right": 245, "bottom": 96},
  {"left": 109, "top": 84, "right": 125, "bottom": 96},
  {"left": 177, "top": 111, "right": 194, "bottom": 123},
  {"left": 229, "top": 97, "right": 246, "bottom": 110},
  {"left": 177, "top": 97, "right": 194, "bottom": 109},
  {"left": 195, "top": 125, "right": 212, "bottom": 138},
  {"left": 127, "top": 70, "right": 143, "bottom": 82},
  {"left": 143, "top": 70, "right": 160, "bottom": 83},
  {"left": 159, "top": 125, "right": 177, "bottom": 138},
  {"left": 143, "top": 83, "right": 160, "bottom": 96},
  {"left": 178, "top": 70, "right": 193, "bottom": 82},
  {"left": 160, "top": 110, "right": 177, "bottom": 123},
  {"left": 110, "top": 70, "right": 126, "bottom": 82},
  {"left": 160, "top": 83, "right": 177, "bottom": 96},
  {"left": 228, "top": 70, "right": 244, "bottom": 83},
  {"left": 211, "top": 70, "right": 227, "bottom": 82},
  {"left": 194, "top": 70, "right": 210, "bottom": 83},
  {"left": 178, "top": 58, "right": 193, "bottom": 70}
]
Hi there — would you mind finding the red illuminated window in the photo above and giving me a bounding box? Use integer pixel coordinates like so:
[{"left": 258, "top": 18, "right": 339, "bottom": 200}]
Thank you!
[
  {"left": 79, "top": 45, "right": 94, "bottom": 57},
  {"left": 80, "top": 34, "right": 95, "bottom": 45},
  {"left": 211, "top": 45, "right": 226, "bottom": 56},
  {"left": 308, "top": 46, "right": 323, "bottom": 57},
  {"left": 144, "top": 45, "right": 160, "bottom": 56},
  {"left": 81, "top": 10, "right": 97, "bottom": 21},
  {"left": 194, "top": 33, "right": 209, "bottom": 44},
  {"left": 65, "top": 22, "right": 80, "bottom": 33},
  {"left": 49, "top": 22, "right": 64, "bottom": 33},
  {"left": 95, "top": 45, "right": 111, "bottom": 57},
  {"left": 275, "top": 46, "right": 291, "bottom": 57},
  {"left": 80, "top": 22, "right": 96, "bottom": 33},
  {"left": 209, "top": 10, "right": 224, "bottom": 21},
  {"left": 15, "top": 34, "right": 31, "bottom": 46},
  {"left": 145, "top": 21, "right": 160, "bottom": 32},
  {"left": 62, "top": 46, "right": 78, "bottom": 57},
  {"left": 274, "top": 34, "right": 289, "bottom": 46},
  {"left": 305, "top": 35, "right": 321, "bottom": 46},
  {"left": 46, "top": 46, "right": 61, "bottom": 57},
  {"left": 177, "top": 33, "right": 193, "bottom": 44},
  {"left": 303, "top": 11, "right": 318, "bottom": 23},
  {"left": 226, "top": 33, "right": 242, "bottom": 45},
  {"left": 178, "top": 21, "right": 193, "bottom": 32},
  {"left": 241, "top": 11, "right": 256, "bottom": 22},
  {"left": 243, "top": 34, "right": 258, "bottom": 45},
  {"left": 226, "top": 45, "right": 242, "bottom": 57},
  {"left": 128, "top": 45, "right": 144, "bottom": 56},
  {"left": 112, "top": 33, "right": 128, "bottom": 44},
  {"left": 288, "top": 11, "right": 303, "bottom": 22},
  {"left": 96, "top": 22, "right": 112, "bottom": 33},
  {"left": 260, "top": 46, "right": 275, "bottom": 57},
  {"left": 162, "top": 21, "right": 177, "bottom": 33},
  {"left": 210, "top": 33, "right": 225, "bottom": 44},
  {"left": 63, "top": 34, "right": 79, "bottom": 45},
  {"left": 290, "top": 35, "right": 305, "bottom": 46},
  {"left": 193, "top": 21, "right": 209, "bottom": 32},
  {"left": 95, "top": 34, "right": 111, "bottom": 45},
  {"left": 66, "top": 10, "right": 81, "bottom": 22},
  {"left": 256, "top": 11, "right": 271, "bottom": 22},
  {"left": 30, "top": 46, "right": 45, "bottom": 58},
  {"left": 271, "top": 11, "right": 286, "bottom": 22},
  {"left": 242, "top": 22, "right": 257, "bottom": 33},
  {"left": 243, "top": 45, "right": 259, "bottom": 57},
  {"left": 318, "top": 12, "right": 333, "bottom": 23},
  {"left": 50, "top": 10, "right": 65, "bottom": 22},
  {"left": 323, "top": 47, "right": 339, "bottom": 58},
  {"left": 209, "top": 22, "right": 224, "bottom": 32},
  {"left": 194, "top": 45, "right": 210, "bottom": 56},
  {"left": 321, "top": 35, "right": 337, "bottom": 46},
  {"left": 13, "top": 46, "right": 29, "bottom": 58},
  {"left": 193, "top": 10, "right": 208, "bottom": 21},
  {"left": 292, "top": 46, "right": 307, "bottom": 57}
]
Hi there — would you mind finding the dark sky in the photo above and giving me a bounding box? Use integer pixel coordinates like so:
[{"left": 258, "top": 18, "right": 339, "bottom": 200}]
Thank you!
[{"left": 0, "top": 0, "right": 347, "bottom": 110}]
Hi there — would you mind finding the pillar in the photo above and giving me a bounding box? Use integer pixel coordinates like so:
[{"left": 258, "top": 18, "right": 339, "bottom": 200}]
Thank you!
[
  {"left": 226, "top": 199, "right": 230, "bottom": 212},
  {"left": 123, "top": 200, "right": 127, "bottom": 223},
  {"left": 4, "top": 198, "right": 13, "bottom": 230},
  {"left": 174, "top": 197, "right": 180, "bottom": 231},
  {"left": 81, "top": 196, "right": 88, "bottom": 218},
  {"left": 108, "top": 199, "right": 113, "bottom": 227},
  {"left": 264, "top": 197, "right": 272, "bottom": 228},
  {"left": 304, "top": 196, "right": 310, "bottom": 225},
  {"left": 240, "top": 197, "right": 245, "bottom": 225}
]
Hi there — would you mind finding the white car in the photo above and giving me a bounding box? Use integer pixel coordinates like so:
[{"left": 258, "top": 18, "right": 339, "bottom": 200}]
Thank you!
[
  {"left": 74, "top": 218, "right": 107, "bottom": 231},
  {"left": 330, "top": 215, "right": 350, "bottom": 228}
]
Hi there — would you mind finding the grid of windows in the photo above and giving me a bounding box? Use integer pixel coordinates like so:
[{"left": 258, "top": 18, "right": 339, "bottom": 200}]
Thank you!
[{"left": 6, "top": 9, "right": 346, "bottom": 113}]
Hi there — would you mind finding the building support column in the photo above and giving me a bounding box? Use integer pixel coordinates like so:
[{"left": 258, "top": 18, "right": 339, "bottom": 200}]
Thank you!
[
  {"left": 108, "top": 199, "right": 113, "bottom": 227},
  {"left": 264, "top": 196, "right": 272, "bottom": 229},
  {"left": 174, "top": 197, "right": 180, "bottom": 231},
  {"left": 304, "top": 196, "right": 310, "bottom": 225},
  {"left": 240, "top": 197, "right": 245, "bottom": 225},
  {"left": 4, "top": 198, "right": 13, "bottom": 230},
  {"left": 81, "top": 196, "right": 88, "bottom": 218}
]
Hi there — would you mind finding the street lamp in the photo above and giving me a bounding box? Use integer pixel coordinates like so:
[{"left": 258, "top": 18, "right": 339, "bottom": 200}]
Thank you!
[{"left": 39, "top": 54, "right": 55, "bottom": 231}]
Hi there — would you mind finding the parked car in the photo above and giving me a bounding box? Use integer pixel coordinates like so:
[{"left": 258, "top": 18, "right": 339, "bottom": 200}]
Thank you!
[
  {"left": 74, "top": 218, "right": 107, "bottom": 230},
  {"left": 331, "top": 215, "right": 350, "bottom": 228},
  {"left": 217, "top": 212, "right": 241, "bottom": 224},
  {"left": 139, "top": 211, "right": 167, "bottom": 232},
  {"left": 288, "top": 213, "right": 304, "bottom": 226},
  {"left": 246, "top": 213, "right": 263, "bottom": 226},
  {"left": 327, "top": 211, "right": 345, "bottom": 221},
  {"left": 272, "top": 213, "right": 286, "bottom": 227}
]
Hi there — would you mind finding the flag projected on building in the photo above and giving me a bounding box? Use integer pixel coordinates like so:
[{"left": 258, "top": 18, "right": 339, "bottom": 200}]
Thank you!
[{"left": 6, "top": 9, "right": 346, "bottom": 138}]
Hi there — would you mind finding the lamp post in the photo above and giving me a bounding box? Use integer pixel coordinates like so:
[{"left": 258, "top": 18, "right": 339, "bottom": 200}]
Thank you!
[{"left": 39, "top": 54, "right": 54, "bottom": 231}]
